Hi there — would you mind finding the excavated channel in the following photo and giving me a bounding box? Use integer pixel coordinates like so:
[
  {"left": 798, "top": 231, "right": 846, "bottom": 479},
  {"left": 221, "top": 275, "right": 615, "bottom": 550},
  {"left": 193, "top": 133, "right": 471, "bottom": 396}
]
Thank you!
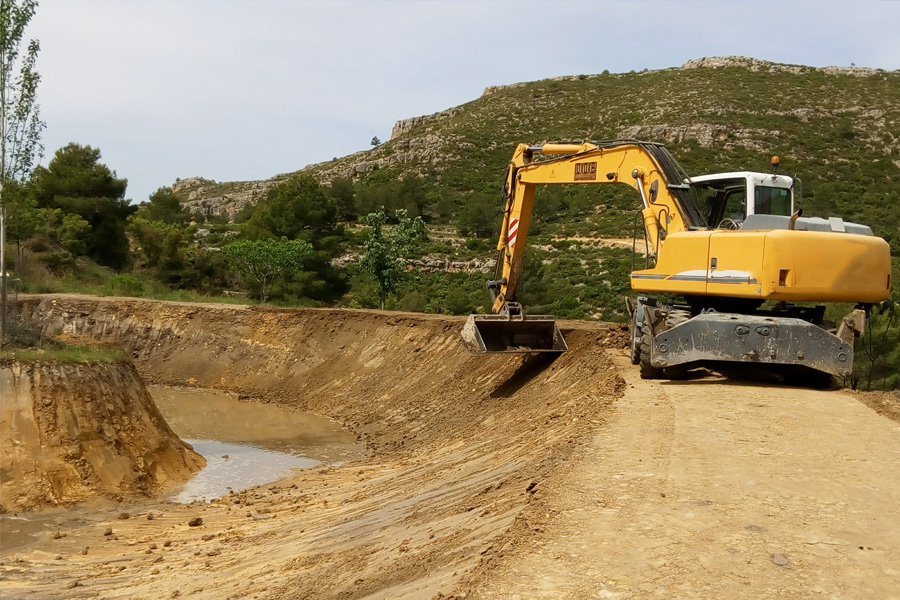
[{"left": 2, "top": 295, "right": 627, "bottom": 600}]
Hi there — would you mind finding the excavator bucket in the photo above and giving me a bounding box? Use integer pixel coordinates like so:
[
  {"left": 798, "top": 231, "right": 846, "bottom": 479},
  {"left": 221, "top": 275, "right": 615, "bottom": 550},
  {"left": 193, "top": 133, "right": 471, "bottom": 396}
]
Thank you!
[{"left": 461, "top": 314, "right": 567, "bottom": 354}]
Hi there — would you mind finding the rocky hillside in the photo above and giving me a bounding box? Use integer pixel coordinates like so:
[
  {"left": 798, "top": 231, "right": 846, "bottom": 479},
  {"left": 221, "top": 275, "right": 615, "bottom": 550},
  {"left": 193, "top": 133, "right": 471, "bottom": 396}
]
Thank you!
[{"left": 173, "top": 56, "right": 900, "bottom": 239}]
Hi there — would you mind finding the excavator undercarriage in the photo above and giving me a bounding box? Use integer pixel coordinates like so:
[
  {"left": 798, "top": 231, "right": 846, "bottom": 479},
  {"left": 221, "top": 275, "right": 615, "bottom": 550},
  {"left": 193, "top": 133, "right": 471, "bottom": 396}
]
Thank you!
[{"left": 625, "top": 296, "right": 866, "bottom": 379}]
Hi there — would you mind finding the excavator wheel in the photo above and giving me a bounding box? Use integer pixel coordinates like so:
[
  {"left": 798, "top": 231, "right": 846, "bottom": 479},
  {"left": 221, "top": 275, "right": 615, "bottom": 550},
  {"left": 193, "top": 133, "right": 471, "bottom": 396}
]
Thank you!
[{"left": 639, "top": 329, "right": 661, "bottom": 379}]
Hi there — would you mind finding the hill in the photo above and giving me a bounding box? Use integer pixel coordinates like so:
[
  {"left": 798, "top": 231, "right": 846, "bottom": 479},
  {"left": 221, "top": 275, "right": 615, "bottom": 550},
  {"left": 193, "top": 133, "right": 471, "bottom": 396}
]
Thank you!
[{"left": 172, "top": 56, "right": 900, "bottom": 250}]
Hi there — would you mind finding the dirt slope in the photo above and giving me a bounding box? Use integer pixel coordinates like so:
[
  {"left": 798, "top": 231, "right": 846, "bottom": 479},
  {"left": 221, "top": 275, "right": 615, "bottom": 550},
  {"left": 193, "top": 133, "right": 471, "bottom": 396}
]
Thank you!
[
  {"left": 2, "top": 295, "right": 625, "bottom": 599},
  {"left": 2, "top": 295, "right": 899, "bottom": 599}
]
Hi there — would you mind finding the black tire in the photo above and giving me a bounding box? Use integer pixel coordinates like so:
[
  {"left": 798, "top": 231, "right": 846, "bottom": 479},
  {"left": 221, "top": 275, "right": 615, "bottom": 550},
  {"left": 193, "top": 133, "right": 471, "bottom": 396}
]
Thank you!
[{"left": 639, "top": 329, "right": 662, "bottom": 379}]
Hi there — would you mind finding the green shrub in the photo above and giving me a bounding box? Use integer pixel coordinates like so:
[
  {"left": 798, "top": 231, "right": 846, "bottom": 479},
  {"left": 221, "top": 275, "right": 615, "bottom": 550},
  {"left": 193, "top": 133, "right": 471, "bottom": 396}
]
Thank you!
[
  {"left": 42, "top": 251, "right": 75, "bottom": 275},
  {"left": 445, "top": 287, "right": 476, "bottom": 315},
  {"left": 104, "top": 273, "right": 145, "bottom": 297}
]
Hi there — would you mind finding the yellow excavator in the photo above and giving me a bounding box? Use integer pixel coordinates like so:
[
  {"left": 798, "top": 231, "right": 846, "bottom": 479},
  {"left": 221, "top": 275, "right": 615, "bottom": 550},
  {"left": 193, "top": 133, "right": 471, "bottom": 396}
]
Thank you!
[{"left": 461, "top": 140, "right": 892, "bottom": 379}]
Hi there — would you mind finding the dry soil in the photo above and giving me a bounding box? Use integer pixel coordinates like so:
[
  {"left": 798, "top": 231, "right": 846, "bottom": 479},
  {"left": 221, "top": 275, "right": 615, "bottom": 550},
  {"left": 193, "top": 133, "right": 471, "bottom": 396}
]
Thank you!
[{"left": 1, "top": 295, "right": 898, "bottom": 600}]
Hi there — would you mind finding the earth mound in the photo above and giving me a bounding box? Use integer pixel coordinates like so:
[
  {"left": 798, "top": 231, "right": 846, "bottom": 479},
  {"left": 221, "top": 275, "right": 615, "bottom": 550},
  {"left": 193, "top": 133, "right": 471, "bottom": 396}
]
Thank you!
[{"left": 0, "top": 359, "right": 204, "bottom": 512}]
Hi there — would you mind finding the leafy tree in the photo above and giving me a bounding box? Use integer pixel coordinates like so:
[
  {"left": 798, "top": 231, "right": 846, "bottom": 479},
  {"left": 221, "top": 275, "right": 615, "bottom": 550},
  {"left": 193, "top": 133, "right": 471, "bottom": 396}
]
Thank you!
[
  {"left": 360, "top": 208, "right": 425, "bottom": 309},
  {"left": 55, "top": 211, "right": 90, "bottom": 255},
  {"left": 247, "top": 174, "right": 338, "bottom": 245},
  {"left": 395, "top": 177, "right": 430, "bottom": 218},
  {"left": 444, "top": 287, "right": 475, "bottom": 315},
  {"left": 134, "top": 186, "right": 190, "bottom": 225},
  {"left": 127, "top": 217, "right": 199, "bottom": 286},
  {"left": 244, "top": 174, "right": 348, "bottom": 302},
  {"left": 31, "top": 143, "right": 134, "bottom": 268},
  {"left": 1, "top": 0, "right": 44, "bottom": 343},
  {"left": 0, "top": 0, "right": 42, "bottom": 184},
  {"left": 430, "top": 188, "right": 460, "bottom": 222},
  {"left": 32, "top": 143, "right": 126, "bottom": 203},
  {"left": 457, "top": 191, "right": 497, "bottom": 238},
  {"left": 855, "top": 298, "right": 899, "bottom": 391},
  {"left": 1, "top": 178, "right": 37, "bottom": 265},
  {"left": 371, "top": 136, "right": 381, "bottom": 147},
  {"left": 354, "top": 181, "right": 391, "bottom": 218},
  {"left": 27, "top": 206, "right": 89, "bottom": 255},
  {"left": 326, "top": 177, "right": 356, "bottom": 222},
  {"left": 354, "top": 177, "right": 432, "bottom": 220},
  {"left": 222, "top": 237, "right": 312, "bottom": 303}
]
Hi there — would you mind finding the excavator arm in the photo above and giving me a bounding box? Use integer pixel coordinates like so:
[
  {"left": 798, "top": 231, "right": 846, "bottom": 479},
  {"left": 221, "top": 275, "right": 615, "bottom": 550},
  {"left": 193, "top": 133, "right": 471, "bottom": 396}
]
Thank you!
[
  {"left": 463, "top": 140, "right": 701, "bottom": 354},
  {"left": 488, "top": 141, "right": 700, "bottom": 314}
]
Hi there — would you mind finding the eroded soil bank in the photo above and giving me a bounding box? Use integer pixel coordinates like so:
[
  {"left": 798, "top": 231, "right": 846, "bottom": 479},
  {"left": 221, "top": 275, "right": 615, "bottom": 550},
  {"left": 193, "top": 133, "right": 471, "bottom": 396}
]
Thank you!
[
  {"left": 2, "top": 295, "right": 626, "bottom": 599},
  {"left": 0, "top": 359, "right": 204, "bottom": 512}
]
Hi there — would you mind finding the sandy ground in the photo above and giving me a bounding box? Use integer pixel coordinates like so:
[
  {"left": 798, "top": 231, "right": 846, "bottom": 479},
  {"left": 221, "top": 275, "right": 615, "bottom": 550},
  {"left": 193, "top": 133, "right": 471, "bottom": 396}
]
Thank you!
[
  {"left": 2, "top": 295, "right": 900, "bottom": 599},
  {"left": 469, "top": 355, "right": 900, "bottom": 599}
]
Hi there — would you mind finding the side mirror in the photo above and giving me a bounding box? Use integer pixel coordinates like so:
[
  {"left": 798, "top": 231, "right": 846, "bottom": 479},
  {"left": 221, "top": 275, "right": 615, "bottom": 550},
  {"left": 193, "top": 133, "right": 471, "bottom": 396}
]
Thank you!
[
  {"left": 649, "top": 180, "right": 659, "bottom": 204},
  {"left": 791, "top": 176, "right": 803, "bottom": 212}
]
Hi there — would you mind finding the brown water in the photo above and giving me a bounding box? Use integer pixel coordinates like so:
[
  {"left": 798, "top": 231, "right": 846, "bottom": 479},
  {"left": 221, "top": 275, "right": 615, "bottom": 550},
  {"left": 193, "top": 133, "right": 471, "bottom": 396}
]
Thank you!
[
  {"left": 0, "top": 387, "right": 365, "bottom": 553},
  {"left": 150, "top": 386, "right": 366, "bottom": 503}
]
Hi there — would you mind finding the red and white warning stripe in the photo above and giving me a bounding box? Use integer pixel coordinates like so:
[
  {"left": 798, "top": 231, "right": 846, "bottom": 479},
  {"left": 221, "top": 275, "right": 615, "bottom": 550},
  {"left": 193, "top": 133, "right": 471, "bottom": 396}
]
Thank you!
[{"left": 508, "top": 218, "right": 519, "bottom": 249}]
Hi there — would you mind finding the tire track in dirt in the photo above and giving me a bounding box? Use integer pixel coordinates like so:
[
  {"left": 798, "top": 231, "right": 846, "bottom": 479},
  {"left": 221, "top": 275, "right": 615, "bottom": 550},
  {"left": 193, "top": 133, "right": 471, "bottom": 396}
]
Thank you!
[{"left": 468, "top": 353, "right": 900, "bottom": 599}]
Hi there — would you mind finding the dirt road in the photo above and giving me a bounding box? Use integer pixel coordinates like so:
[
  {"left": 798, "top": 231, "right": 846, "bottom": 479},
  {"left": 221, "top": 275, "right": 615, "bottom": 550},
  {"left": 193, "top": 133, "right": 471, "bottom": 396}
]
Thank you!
[
  {"left": 2, "top": 296, "right": 900, "bottom": 599},
  {"left": 471, "top": 355, "right": 900, "bottom": 599}
]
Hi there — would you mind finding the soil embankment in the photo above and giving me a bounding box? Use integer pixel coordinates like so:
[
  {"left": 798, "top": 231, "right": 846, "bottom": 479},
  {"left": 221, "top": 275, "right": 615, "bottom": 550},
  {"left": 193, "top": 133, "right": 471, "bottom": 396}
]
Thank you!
[
  {"left": 0, "top": 359, "right": 204, "bottom": 512},
  {"left": 2, "top": 295, "right": 626, "bottom": 599}
]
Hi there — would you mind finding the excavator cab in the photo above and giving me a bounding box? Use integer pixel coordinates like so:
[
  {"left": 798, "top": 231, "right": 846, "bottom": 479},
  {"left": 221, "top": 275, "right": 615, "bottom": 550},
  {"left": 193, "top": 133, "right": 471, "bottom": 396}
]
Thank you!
[{"left": 692, "top": 172, "right": 795, "bottom": 229}]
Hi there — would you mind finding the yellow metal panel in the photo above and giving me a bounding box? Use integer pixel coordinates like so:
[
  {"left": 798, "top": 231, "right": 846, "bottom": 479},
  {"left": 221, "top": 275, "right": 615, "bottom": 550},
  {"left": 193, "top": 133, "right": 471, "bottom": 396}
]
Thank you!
[
  {"left": 706, "top": 231, "right": 765, "bottom": 298},
  {"left": 763, "top": 230, "right": 891, "bottom": 302},
  {"left": 631, "top": 232, "right": 709, "bottom": 296}
]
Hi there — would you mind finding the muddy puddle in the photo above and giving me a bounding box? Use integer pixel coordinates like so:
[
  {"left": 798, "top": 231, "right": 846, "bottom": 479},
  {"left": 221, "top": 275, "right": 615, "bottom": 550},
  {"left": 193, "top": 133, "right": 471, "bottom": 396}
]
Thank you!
[
  {"left": 1, "top": 386, "right": 364, "bottom": 553},
  {"left": 150, "top": 386, "right": 366, "bottom": 502}
]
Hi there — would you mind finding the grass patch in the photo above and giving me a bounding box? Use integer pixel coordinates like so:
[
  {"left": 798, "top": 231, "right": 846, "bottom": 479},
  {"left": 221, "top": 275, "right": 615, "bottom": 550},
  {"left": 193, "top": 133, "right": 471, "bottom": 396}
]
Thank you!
[{"left": 1, "top": 344, "right": 126, "bottom": 363}]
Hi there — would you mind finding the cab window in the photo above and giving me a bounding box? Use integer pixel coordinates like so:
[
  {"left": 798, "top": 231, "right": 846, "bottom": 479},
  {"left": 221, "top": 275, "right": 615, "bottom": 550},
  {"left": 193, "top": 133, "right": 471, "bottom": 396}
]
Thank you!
[
  {"left": 754, "top": 186, "right": 792, "bottom": 216},
  {"left": 723, "top": 190, "right": 746, "bottom": 221},
  {"left": 695, "top": 178, "right": 748, "bottom": 228}
]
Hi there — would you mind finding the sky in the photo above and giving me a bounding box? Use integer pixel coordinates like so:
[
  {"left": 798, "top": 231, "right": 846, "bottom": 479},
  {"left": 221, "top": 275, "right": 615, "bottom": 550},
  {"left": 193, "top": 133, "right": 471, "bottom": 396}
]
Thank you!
[{"left": 26, "top": 0, "right": 900, "bottom": 204}]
